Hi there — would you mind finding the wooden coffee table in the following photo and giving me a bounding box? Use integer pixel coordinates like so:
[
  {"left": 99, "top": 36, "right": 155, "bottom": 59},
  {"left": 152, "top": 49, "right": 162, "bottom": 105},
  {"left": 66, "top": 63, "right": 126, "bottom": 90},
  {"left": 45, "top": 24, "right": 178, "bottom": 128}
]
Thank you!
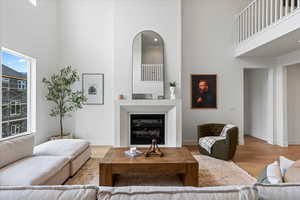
[{"left": 99, "top": 147, "right": 198, "bottom": 186}]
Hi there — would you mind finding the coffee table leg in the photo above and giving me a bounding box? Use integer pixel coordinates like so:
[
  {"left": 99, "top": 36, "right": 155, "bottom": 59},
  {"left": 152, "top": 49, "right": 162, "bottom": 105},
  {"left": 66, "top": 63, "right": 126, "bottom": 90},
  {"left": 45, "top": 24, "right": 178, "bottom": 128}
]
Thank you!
[
  {"left": 182, "top": 163, "right": 198, "bottom": 187},
  {"left": 100, "top": 164, "right": 113, "bottom": 186}
]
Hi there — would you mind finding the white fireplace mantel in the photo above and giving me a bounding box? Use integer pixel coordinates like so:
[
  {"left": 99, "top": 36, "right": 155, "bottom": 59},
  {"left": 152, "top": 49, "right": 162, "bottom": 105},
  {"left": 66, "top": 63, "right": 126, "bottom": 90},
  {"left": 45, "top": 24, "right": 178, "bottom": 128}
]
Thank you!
[{"left": 114, "top": 99, "right": 182, "bottom": 147}]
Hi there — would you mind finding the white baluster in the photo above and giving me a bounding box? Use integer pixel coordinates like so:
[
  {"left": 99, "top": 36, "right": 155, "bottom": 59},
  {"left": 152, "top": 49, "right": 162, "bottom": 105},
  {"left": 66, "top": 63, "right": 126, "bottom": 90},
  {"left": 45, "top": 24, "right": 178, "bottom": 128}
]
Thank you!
[
  {"left": 298, "top": 0, "right": 300, "bottom": 8},
  {"left": 275, "top": 0, "right": 278, "bottom": 21},
  {"left": 258, "top": 0, "right": 261, "bottom": 31},
  {"left": 291, "top": 0, "right": 295, "bottom": 11},
  {"left": 241, "top": 14, "right": 244, "bottom": 41},
  {"left": 262, "top": 0, "right": 265, "bottom": 28},
  {"left": 285, "top": 0, "right": 289, "bottom": 16},
  {"left": 238, "top": 15, "right": 241, "bottom": 42},
  {"left": 255, "top": 1, "right": 258, "bottom": 33},
  {"left": 238, "top": 16, "right": 240, "bottom": 42},
  {"left": 241, "top": 13, "right": 244, "bottom": 41},
  {"left": 244, "top": 11, "right": 247, "bottom": 40},
  {"left": 270, "top": 0, "right": 273, "bottom": 23},
  {"left": 280, "top": 0, "right": 283, "bottom": 18},
  {"left": 248, "top": 7, "right": 251, "bottom": 37},
  {"left": 266, "top": 0, "right": 269, "bottom": 26},
  {"left": 245, "top": 9, "right": 247, "bottom": 39},
  {"left": 252, "top": 4, "right": 254, "bottom": 35}
]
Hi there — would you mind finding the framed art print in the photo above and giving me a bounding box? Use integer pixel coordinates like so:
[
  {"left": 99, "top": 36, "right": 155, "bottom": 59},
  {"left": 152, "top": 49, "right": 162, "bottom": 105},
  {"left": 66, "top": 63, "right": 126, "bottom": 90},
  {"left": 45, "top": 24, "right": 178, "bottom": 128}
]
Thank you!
[
  {"left": 82, "top": 73, "right": 104, "bottom": 105},
  {"left": 191, "top": 74, "right": 217, "bottom": 109}
]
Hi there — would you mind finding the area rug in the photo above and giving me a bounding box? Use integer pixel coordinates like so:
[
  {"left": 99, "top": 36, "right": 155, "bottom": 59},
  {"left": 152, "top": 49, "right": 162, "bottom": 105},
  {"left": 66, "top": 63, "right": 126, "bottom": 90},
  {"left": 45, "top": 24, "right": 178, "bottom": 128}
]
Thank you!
[
  {"left": 195, "top": 155, "right": 256, "bottom": 187},
  {"left": 65, "top": 155, "right": 256, "bottom": 187}
]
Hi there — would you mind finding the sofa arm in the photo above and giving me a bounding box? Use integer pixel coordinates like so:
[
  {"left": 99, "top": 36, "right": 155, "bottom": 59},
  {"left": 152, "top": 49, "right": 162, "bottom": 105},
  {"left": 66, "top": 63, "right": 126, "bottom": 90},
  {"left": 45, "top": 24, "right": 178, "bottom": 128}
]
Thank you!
[{"left": 225, "top": 127, "right": 239, "bottom": 145}]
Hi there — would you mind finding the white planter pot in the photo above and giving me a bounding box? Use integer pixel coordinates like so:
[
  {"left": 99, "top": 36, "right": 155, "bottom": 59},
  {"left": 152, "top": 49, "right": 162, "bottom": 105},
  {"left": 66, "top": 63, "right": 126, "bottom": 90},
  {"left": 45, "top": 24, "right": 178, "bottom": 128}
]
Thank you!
[{"left": 170, "top": 87, "right": 176, "bottom": 100}]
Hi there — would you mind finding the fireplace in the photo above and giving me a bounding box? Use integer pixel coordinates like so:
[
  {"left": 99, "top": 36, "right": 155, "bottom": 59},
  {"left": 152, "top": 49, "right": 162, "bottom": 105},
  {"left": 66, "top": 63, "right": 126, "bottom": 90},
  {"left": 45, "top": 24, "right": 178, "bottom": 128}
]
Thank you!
[{"left": 130, "top": 114, "right": 165, "bottom": 145}]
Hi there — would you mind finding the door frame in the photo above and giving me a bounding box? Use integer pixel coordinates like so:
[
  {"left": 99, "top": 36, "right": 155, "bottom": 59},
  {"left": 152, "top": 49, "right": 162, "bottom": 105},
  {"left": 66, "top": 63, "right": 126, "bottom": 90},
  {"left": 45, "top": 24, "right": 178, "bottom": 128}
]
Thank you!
[{"left": 242, "top": 67, "right": 275, "bottom": 144}]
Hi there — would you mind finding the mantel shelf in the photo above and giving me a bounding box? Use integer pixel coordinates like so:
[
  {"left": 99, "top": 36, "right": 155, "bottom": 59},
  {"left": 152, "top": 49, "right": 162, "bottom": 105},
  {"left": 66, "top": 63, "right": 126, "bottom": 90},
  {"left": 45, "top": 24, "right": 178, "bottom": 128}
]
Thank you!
[{"left": 115, "top": 99, "right": 181, "bottom": 106}]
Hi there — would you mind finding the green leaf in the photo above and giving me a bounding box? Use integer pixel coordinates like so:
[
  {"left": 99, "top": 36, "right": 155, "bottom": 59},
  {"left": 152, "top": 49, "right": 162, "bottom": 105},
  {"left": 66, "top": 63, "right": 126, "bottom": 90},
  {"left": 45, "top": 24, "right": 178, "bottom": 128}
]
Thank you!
[{"left": 42, "top": 66, "right": 87, "bottom": 121}]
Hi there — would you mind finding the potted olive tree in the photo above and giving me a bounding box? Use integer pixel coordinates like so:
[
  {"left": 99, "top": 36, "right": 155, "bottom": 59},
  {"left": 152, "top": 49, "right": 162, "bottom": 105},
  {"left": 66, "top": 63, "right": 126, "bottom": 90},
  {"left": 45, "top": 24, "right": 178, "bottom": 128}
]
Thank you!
[{"left": 43, "top": 66, "right": 87, "bottom": 140}]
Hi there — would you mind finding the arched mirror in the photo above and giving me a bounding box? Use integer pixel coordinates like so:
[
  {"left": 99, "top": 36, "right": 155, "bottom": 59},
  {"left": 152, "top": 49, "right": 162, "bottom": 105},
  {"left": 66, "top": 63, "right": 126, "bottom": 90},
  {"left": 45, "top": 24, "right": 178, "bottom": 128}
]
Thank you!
[{"left": 132, "top": 30, "right": 164, "bottom": 99}]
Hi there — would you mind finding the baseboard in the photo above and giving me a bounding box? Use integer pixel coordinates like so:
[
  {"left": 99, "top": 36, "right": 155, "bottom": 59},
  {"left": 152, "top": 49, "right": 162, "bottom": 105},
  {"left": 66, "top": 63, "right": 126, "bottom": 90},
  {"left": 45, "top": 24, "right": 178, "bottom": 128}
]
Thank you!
[
  {"left": 183, "top": 140, "right": 197, "bottom": 146},
  {"left": 288, "top": 139, "right": 300, "bottom": 145},
  {"left": 88, "top": 140, "right": 114, "bottom": 146}
]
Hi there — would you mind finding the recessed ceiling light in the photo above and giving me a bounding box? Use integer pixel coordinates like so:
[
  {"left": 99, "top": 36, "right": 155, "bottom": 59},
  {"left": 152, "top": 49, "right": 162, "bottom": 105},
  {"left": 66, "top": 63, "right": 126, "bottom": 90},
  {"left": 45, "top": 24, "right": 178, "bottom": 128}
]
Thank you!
[
  {"left": 154, "top": 38, "right": 158, "bottom": 42},
  {"left": 29, "top": 0, "right": 37, "bottom": 7}
]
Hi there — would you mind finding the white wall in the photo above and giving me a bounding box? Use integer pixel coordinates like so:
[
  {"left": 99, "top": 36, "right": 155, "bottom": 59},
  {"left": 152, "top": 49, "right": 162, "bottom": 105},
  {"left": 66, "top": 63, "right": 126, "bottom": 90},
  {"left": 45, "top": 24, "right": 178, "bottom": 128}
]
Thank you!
[
  {"left": 58, "top": 0, "right": 181, "bottom": 145},
  {"left": 182, "top": 0, "right": 276, "bottom": 144},
  {"left": 182, "top": 0, "right": 244, "bottom": 144},
  {"left": 287, "top": 64, "right": 300, "bottom": 144},
  {"left": 1, "top": 0, "right": 59, "bottom": 145},
  {"left": 0, "top": 0, "right": 279, "bottom": 146},
  {"left": 114, "top": 0, "right": 182, "bottom": 100},
  {"left": 57, "top": 0, "right": 115, "bottom": 145},
  {"left": 244, "top": 69, "right": 271, "bottom": 142},
  {"left": 274, "top": 49, "right": 300, "bottom": 146}
]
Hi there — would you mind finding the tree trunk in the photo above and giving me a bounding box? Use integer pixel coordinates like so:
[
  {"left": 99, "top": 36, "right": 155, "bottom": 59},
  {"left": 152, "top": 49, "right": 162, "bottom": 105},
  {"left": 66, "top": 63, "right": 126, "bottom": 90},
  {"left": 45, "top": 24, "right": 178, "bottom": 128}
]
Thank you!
[{"left": 60, "top": 114, "right": 63, "bottom": 138}]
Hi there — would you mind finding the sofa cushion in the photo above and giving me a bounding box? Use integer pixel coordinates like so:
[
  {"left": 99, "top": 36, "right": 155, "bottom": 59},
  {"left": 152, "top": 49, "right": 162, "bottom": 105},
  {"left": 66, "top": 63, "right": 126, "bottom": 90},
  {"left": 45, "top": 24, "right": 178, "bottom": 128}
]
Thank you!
[
  {"left": 0, "top": 134, "right": 34, "bottom": 168},
  {"left": 0, "top": 156, "right": 69, "bottom": 186},
  {"left": 0, "top": 185, "right": 98, "bottom": 200},
  {"left": 98, "top": 186, "right": 258, "bottom": 200},
  {"left": 34, "top": 139, "right": 89, "bottom": 160},
  {"left": 254, "top": 183, "right": 300, "bottom": 200}
]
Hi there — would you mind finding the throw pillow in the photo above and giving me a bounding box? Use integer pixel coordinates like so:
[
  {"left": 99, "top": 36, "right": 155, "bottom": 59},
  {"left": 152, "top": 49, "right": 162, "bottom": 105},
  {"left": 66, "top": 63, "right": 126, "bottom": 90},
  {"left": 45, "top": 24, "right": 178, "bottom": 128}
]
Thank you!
[
  {"left": 257, "top": 167, "right": 271, "bottom": 184},
  {"left": 266, "top": 161, "right": 283, "bottom": 184},
  {"left": 284, "top": 161, "right": 300, "bottom": 182},
  {"left": 279, "top": 156, "right": 295, "bottom": 176}
]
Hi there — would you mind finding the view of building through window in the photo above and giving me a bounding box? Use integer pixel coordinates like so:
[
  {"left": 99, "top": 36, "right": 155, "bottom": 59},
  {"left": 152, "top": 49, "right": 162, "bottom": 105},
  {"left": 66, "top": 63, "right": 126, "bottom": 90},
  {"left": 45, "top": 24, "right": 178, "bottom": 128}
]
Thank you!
[{"left": 1, "top": 51, "right": 28, "bottom": 138}]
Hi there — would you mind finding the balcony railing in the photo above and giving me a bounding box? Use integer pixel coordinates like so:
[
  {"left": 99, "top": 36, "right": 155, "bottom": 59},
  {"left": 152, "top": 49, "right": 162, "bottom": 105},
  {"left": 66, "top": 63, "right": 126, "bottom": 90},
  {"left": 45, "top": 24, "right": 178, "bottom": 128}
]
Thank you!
[{"left": 235, "top": 0, "right": 300, "bottom": 44}]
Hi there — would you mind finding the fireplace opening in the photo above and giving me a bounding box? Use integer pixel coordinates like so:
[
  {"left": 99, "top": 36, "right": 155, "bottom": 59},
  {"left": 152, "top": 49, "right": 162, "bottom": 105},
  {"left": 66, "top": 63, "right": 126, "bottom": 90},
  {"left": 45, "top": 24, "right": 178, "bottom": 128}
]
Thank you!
[{"left": 130, "top": 114, "right": 165, "bottom": 145}]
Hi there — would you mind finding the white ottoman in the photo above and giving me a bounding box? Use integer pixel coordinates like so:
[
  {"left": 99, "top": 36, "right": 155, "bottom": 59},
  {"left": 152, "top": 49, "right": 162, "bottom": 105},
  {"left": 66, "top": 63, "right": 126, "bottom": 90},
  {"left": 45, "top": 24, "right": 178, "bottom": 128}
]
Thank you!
[{"left": 34, "top": 139, "right": 91, "bottom": 176}]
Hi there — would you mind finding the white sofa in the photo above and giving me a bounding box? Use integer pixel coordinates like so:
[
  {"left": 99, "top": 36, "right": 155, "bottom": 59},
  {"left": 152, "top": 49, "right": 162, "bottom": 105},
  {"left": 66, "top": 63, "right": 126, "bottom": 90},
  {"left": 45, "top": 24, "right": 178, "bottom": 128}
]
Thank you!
[
  {"left": 1, "top": 183, "right": 300, "bottom": 200},
  {"left": 2, "top": 134, "right": 300, "bottom": 199},
  {"left": 0, "top": 134, "right": 90, "bottom": 186}
]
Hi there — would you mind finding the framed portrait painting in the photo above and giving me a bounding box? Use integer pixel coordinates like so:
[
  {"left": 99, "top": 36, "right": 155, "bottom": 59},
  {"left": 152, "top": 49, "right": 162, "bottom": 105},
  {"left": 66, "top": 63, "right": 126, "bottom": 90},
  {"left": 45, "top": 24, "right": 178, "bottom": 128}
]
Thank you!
[
  {"left": 82, "top": 73, "right": 104, "bottom": 105},
  {"left": 191, "top": 74, "right": 217, "bottom": 109}
]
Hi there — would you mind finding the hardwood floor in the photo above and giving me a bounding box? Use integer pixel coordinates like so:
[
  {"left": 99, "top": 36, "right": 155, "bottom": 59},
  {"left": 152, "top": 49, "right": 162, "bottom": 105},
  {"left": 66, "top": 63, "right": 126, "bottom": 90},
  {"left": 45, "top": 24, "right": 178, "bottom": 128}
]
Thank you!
[
  {"left": 88, "top": 136, "right": 300, "bottom": 179},
  {"left": 233, "top": 136, "right": 300, "bottom": 178}
]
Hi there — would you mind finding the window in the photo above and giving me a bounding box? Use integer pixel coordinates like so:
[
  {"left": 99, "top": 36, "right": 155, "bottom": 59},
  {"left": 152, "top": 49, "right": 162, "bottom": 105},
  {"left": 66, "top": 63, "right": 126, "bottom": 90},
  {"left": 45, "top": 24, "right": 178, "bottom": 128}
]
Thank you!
[
  {"left": 1, "top": 48, "right": 36, "bottom": 139},
  {"left": 10, "top": 101, "right": 21, "bottom": 116},
  {"left": 17, "top": 80, "right": 27, "bottom": 89},
  {"left": 10, "top": 124, "right": 21, "bottom": 135}
]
